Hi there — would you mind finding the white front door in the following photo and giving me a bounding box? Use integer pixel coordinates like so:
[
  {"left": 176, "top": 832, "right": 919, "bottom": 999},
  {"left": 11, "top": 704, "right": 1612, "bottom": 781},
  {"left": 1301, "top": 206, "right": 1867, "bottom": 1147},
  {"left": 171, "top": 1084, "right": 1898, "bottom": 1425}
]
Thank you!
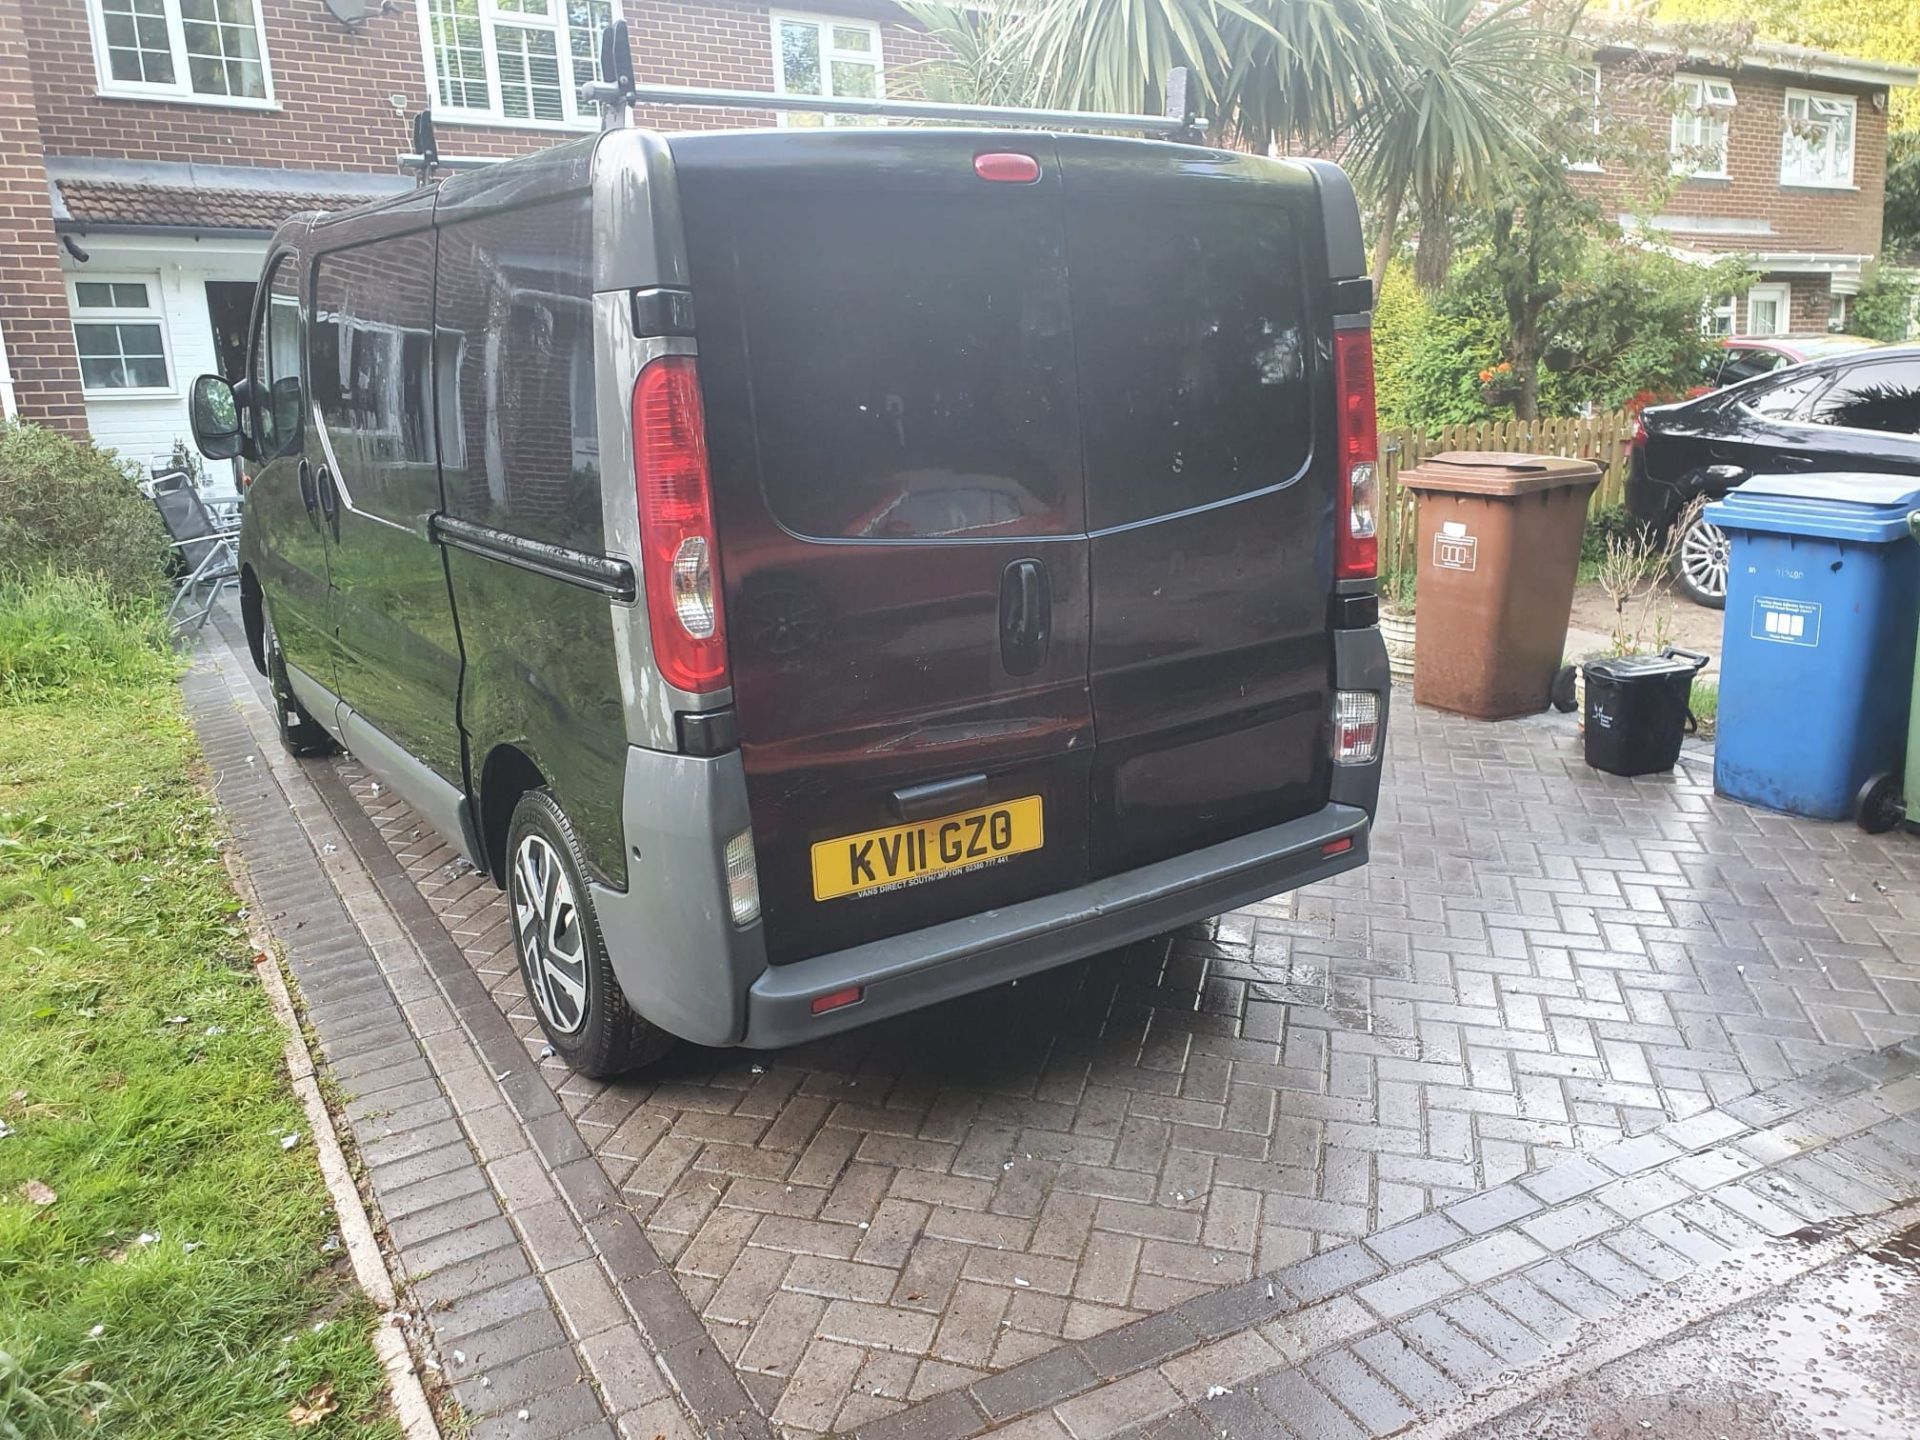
[{"left": 1746, "top": 283, "right": 1792, "bottom": 337}]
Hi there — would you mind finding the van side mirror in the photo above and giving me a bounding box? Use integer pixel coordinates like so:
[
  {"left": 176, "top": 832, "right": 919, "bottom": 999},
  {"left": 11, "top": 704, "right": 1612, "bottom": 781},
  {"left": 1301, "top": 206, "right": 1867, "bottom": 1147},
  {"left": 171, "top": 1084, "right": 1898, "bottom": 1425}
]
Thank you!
[{"left": 190, "top": 374, "right": 243, "bottom": 460}]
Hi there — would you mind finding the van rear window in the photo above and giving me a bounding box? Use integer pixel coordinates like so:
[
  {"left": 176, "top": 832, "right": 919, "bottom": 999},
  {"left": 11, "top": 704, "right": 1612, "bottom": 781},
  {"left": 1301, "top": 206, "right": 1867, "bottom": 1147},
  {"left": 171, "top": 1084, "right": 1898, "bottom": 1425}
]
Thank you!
[
  {"left": 714, "top": 193, "right": 1083, "bottom": 540},
  {"left": 1068, "top": 201, "right": 1311, "bottom": 531}
]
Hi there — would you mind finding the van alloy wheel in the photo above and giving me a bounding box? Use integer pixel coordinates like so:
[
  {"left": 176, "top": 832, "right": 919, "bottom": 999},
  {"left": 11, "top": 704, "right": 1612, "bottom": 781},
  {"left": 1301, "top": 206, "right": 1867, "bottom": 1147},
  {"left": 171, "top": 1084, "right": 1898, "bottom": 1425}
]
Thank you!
[
  {"left": 512, "top": 834, "right": 589, "bottom": 1035},
  {"left": 1675, "top": 514, "right": 1731, "bottom": 609}
]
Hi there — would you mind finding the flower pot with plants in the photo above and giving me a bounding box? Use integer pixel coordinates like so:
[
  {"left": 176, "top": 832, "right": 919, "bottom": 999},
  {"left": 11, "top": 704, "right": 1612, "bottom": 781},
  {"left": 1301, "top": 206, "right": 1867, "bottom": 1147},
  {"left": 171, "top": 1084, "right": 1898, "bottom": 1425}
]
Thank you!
[{"left": 1477, "top": 360, "right": 1519, "bottom": 407}]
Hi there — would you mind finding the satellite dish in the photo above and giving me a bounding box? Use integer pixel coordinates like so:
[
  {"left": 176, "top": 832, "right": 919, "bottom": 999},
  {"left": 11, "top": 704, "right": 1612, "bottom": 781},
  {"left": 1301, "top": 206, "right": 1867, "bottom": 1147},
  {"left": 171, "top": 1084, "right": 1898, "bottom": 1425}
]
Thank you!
[{"left": 324, "top": 0, "right": 397, "bottom": 27}]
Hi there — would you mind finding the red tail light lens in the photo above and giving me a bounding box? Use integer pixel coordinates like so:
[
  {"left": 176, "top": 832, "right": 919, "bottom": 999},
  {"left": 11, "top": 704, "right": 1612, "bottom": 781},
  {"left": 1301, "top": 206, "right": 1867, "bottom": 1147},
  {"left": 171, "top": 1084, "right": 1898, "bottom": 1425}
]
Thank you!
[
  {"left": 1631, "top": 413, "right": 1649, "bottom": 449},
  {"left": 633, "top": 356, "right": 728, "bottom": 693},
  {"left": 1333, "top": 327, "right": 1379, "bottom": 581}
]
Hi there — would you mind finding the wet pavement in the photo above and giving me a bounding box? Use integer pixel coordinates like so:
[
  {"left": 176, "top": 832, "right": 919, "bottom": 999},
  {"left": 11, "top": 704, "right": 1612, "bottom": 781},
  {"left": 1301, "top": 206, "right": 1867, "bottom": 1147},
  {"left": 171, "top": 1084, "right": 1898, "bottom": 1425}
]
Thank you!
[
  {"left": 186, "top": 608, "right": 1920, "bottom": 1440},
  {"left": 1475, "top": 1221, "right": 1920, "bottom": 1440}
]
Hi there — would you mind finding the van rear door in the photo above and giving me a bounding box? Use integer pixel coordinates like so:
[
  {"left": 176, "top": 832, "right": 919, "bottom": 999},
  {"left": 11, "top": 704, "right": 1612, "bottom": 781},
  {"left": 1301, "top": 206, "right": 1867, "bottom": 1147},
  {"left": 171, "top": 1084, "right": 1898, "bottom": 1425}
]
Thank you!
[
  {"left": 675, "top": 132, "right": 1094, "bottom": 965},
  {"left": 1058, "top": 139, "right": 1336, "bottom": 875}
]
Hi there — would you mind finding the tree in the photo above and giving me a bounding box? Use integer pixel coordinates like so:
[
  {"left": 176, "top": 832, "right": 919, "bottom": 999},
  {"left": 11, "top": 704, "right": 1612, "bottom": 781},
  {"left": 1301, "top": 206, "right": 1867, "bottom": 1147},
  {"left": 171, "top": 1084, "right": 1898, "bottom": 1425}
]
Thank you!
[
  {"left": 1346, "top": 0, "right": 1577, "bottom": 289},
  {"left": 1017, "top": 0, "right": 1583, "bottom": 290},
  {"left": 900, "top": 4, "right": 1046, "bottom": 107}
]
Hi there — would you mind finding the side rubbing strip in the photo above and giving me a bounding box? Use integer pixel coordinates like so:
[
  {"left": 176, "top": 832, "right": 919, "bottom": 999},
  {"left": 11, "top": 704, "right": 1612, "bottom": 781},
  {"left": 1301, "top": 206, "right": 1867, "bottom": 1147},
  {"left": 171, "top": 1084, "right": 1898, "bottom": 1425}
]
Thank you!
[{"left": 432, "top": 514, "right": 636, "bottom": 600}]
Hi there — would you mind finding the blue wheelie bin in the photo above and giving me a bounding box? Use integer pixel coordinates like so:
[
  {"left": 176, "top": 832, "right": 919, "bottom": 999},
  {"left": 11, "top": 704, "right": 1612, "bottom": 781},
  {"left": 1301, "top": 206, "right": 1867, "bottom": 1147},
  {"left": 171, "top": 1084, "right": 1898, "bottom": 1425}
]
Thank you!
[{"left": 1706, "top": 474, "right": 1920, "bottom": 821}]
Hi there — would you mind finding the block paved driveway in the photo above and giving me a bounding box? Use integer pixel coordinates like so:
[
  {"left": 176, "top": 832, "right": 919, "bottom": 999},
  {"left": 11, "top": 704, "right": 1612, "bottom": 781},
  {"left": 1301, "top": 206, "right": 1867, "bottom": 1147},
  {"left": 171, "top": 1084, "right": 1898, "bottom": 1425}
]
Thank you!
[{"left": 328, "top": 691, "right": 1920, "bottom": 1436}]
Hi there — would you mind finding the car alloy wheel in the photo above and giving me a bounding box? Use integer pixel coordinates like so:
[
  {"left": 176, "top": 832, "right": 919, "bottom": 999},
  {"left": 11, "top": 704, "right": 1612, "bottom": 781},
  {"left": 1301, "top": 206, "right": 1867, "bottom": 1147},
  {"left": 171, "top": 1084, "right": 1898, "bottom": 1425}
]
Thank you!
[
  {"left": 511, "top": 833, "right": 589, "bottom": 1035},
  {"left": 1677, "top": 515, "right": 1731, "bottom": 604}
]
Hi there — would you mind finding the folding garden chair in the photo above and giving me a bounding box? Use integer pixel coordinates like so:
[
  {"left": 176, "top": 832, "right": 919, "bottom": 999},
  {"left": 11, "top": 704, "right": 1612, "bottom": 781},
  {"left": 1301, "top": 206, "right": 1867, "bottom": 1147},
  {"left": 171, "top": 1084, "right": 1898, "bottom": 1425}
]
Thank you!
[{"left": 147, "top": 471, "right": 240, "bottom": 635}]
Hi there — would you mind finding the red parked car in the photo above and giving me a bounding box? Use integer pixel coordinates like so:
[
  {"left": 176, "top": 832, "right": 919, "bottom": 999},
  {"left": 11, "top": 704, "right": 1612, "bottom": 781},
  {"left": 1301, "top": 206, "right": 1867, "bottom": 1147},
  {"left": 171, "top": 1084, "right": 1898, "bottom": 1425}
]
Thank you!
[{"left": 1703, "top": 333, "right": 1882, "bottom": 389}]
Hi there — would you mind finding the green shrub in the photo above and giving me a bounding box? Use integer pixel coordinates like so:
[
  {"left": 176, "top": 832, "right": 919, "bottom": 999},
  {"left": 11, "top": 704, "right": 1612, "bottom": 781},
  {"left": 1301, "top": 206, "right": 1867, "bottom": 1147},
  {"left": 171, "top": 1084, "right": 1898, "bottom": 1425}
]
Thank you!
[
  {"left": 0, "top": 422, "right": 171, "bottom": 598},
  {"left": 1842, "top": 267, "right": 1916, "bottom": 343},
  {"left": 0, "top": 570, "right": 176, "bottom": 699}
]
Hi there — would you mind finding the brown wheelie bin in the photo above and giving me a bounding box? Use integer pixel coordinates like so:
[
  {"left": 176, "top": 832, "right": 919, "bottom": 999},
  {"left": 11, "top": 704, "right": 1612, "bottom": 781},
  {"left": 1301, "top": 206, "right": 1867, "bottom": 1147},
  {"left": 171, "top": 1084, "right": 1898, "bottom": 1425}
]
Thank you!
[{"left": 1400, "top": 451, "right": 1601, "bottom": 720}]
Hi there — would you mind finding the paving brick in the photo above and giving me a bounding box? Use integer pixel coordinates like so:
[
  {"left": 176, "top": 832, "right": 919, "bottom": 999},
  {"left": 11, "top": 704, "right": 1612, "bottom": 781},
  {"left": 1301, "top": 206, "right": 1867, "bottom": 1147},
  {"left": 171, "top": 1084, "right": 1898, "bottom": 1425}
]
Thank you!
[
  {"left": 1055, "top": 1369, "right": 1182, "bottom": 1440},
  {"left": 1351, "top": 1328, "right": 1464, "bottom": 1411}
]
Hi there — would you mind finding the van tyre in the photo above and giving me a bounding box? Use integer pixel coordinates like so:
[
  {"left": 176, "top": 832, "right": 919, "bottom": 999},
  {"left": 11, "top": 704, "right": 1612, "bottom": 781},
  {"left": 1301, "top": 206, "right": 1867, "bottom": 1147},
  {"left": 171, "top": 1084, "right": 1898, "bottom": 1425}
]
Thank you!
[
  {"left": 507, "top": 789, "right": 674, "bottom": 1077},
  {"left": 263, "top": 608, "right": 337, "bottom": 758}
]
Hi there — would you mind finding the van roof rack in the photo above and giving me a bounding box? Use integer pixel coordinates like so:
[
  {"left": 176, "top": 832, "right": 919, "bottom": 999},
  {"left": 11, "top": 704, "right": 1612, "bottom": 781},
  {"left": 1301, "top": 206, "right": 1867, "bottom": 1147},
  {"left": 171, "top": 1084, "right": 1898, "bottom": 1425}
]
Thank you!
[{"left": 581, "top": 19, "right": 1204, "bottom": 141}]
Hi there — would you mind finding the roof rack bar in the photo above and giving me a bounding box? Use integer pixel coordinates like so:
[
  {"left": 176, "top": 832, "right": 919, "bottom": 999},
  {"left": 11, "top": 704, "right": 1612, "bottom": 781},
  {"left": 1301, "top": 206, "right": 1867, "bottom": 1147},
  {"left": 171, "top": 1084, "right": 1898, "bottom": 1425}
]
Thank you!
[
  {"left": 580, "top": 78, "right": 1201, "bottom": 136},
  {"left": 397, "top": 152, "right": 506, "bottom": 172}
]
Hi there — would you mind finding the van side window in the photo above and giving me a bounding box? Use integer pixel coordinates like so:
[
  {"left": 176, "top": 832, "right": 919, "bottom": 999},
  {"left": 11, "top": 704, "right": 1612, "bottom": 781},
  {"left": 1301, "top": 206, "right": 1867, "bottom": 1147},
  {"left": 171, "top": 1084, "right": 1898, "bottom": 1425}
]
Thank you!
[
  {"left": 1068, "top": 202, "right": 1311, "bottom": 531},
  {"left": 435, "top": 195, "right": 603, "bottom": 551},
  {"left": 251, "top": 258, "right": 304, "bottom": 459},
  {"left": 309, "top": 235, "right": 438, "bottom": 523},
  {"left": 704, "top": 192, "right": 1081, "bottom": 541}
]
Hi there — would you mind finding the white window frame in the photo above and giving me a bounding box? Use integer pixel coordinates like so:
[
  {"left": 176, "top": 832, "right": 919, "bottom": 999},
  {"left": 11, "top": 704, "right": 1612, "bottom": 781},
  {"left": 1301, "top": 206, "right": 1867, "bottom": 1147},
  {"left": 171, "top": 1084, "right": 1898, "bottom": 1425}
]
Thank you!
[
  {"left": 1828, "top": 293, "right": 1850, "bottom": 333},
  {"left": 1780, "top": 88, "right": 1857, "bottom": 189},
  {"left": 770, "top": 10, "right": 885, "bottom": 126},
  {"left": 84, "top": 0, "right": 276, "bottom": 109},
  {"left": 1670, "top": 73, "right": 1735, "bottom": 180},
  {"left": 415, "top": 0, "right": 618, "bottom": 131},
  {"left": 1745, "top": 282, "right": 1792, "bottom": 338},
  {"left": 69, "top": 274, "right": 177, "bottom": 398},
  {"left": 1565, "top": 64, "right": 1603, "bottom": 172},
  {"left": 1704, "top": 294, "right": 1738, "bottom": 337}
]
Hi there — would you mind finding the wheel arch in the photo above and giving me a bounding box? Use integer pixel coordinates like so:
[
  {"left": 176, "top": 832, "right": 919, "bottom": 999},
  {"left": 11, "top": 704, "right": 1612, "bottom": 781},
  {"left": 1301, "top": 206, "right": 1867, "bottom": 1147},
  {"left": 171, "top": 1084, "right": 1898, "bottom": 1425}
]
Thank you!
[
  {"left": 239, "top": 565, "right": 266, "bottom": 676},
  {"left": 477, "top": 743, "right": 547, "bottom": 887}
]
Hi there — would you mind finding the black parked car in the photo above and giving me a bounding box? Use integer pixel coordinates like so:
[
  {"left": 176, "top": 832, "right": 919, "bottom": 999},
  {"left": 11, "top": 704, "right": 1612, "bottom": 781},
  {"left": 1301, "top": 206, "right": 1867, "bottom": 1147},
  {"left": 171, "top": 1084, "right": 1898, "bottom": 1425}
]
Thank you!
[{"left": 1627, "top": 345, "right": 1920, "bottom": 606}]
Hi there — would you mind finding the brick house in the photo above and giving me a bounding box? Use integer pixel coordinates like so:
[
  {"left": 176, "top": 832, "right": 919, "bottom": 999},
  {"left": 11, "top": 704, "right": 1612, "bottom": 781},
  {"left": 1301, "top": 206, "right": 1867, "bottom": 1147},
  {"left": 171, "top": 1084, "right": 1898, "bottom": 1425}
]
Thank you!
[
  {"left": 1574, "top": 29, "right": 1917, "bottom": 337},
  {"left": 0, "top": 0, "right": 941, "bottom": 474}
]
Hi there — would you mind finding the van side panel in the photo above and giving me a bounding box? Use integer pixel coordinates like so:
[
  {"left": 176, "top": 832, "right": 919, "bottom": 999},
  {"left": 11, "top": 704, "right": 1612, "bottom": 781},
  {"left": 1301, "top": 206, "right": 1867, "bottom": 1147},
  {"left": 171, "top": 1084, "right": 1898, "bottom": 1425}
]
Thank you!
[
  {"left": 435, "top": 191, "right": 631, "bottom": 886},
  {"left": 307, "top": 214, "right": 466, "bottom": 788}
]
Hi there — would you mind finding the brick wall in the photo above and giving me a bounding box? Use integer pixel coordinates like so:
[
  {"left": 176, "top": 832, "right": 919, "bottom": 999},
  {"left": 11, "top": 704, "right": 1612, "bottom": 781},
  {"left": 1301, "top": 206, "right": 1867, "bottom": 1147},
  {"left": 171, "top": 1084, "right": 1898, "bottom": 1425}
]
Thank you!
[
  {"left": 0, "top": 0, "right": 84, "bottom": 433},
  {"left": 23, "top": 0, "right": 942, "bottom": 169},
  {"left": 1572, "top": 57, "right": 1889, "bottom": 260}
]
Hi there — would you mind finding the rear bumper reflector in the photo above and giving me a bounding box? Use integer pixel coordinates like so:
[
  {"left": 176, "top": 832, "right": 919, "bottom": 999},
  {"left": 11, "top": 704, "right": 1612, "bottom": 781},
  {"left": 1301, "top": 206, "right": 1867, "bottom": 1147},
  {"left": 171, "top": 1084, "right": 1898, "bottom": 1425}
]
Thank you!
[{"left": 811, "top": 985, "right": 864, "bottom": 1016}]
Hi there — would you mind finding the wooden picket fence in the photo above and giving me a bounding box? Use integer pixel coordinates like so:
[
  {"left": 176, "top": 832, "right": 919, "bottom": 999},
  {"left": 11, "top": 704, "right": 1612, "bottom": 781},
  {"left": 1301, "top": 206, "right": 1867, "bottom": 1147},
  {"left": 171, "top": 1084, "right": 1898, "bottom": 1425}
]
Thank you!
[{"left": 1378, "top": 411, "right": 1636, "bottom": 580}]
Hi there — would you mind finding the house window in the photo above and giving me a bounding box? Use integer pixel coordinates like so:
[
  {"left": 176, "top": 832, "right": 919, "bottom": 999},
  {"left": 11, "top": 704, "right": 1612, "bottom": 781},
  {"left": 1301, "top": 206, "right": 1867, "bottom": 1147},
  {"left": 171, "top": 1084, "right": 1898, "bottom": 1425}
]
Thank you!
[
  {"left": 421, "top": 0, "right": 614, "bottom": 127},
  {"left": 1745, "top": 283, "right": 1792, "bottom": 338},
  {"left": 1671, "top": 73, "right": 1735, "bottom": 178},
  {"left": 772, "top": 11, "right": 883, "bottom": 125},
  {"left": 1829, "top": 294, "right": 1849, "bottom": 333},
  {"left": 1781, "top": 90, "right": 1856, "bottom": 188},
  {"left": 86, "top": 0, "right": 273, "bottom": 105},
  {"left": 1566, "top": 64, "right": 1602, "bottom": 169},
  {"left": 71, "top": 278, "right": 173, "bottom": 394},
  {"left": 1704, "top": 294, "right": 1738, "bottom": 337}
]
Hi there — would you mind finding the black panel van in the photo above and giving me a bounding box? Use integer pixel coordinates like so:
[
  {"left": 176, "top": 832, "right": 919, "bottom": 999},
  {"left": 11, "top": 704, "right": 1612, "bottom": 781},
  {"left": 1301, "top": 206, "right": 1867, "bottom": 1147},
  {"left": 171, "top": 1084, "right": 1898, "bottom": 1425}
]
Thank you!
[{"left": 193, "top": 118, "right": 1390, "bottom": 1076}]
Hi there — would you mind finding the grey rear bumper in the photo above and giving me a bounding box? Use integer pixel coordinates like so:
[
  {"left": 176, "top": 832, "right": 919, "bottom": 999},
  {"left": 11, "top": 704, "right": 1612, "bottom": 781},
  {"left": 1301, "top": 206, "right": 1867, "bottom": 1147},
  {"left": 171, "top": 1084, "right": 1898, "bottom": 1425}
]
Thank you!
[{"left": 739, "top": 802, "right": 1371, "bottom": 1049}]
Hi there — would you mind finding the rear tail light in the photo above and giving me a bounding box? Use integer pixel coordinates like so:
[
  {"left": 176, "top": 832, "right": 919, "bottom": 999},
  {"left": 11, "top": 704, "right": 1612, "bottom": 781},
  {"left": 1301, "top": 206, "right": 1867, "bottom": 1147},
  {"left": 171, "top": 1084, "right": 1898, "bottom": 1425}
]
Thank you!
[
  {"left": 633, "top": 356, "right": 728, "bottom": 693},
  {"left": 1332, "top": 690, "right": 1381, "bottom": 765},
  {"left": 1333, "top": 327, "right": 1379, "bottom": 581},
  {"left": 724, "top": 827, "right": 761, "bottom": 927},
  {"left": 1630, "top": 413, "right": 1648, "bottom": 449}
]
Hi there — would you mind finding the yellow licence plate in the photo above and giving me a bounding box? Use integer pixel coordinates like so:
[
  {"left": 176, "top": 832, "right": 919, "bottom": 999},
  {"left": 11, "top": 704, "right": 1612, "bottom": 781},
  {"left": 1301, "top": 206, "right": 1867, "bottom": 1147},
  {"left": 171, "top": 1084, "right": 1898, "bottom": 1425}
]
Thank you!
[{"left": 811, "top": 796, "right": 1044, "bottom": 902}]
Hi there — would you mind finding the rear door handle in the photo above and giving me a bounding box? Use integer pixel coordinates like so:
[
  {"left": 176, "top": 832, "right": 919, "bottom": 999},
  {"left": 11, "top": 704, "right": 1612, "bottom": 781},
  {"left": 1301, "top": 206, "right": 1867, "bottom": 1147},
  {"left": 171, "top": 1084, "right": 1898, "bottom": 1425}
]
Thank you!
[
  {"left": 298, "top": 457, "right": 318, "bottom": 517},
  {"left": 891, "top": 773, "right": 989, "bottom": 822},
  {"left": 999, "top": 558, "right": 1050, "bottom": 676}
]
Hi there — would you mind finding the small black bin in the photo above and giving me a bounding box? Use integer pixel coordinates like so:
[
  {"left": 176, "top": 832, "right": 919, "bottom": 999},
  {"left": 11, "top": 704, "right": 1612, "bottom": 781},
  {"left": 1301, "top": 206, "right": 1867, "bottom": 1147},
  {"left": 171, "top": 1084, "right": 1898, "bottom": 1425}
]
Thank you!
[{"left": 1582, "top": 648, "right": 1710, "bottom": 777}]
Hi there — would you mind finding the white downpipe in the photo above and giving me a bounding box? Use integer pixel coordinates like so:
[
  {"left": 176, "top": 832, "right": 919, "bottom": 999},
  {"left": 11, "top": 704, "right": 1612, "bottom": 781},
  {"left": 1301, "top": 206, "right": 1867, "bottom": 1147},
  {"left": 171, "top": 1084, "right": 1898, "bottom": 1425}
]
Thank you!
[{"left": 0, "top": 316, "right": 17, "bottom": 421}]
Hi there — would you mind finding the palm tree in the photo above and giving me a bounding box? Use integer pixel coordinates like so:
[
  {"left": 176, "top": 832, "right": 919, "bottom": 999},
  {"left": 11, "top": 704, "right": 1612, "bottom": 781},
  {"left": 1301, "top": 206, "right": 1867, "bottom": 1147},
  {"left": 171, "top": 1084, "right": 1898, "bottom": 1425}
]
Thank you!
[
  {"left": 1020, "top": 0, "right": 1394, "bottom": 147},
  {"left": 1017, "top": 0, "right": 1577, "bottom": 289},
  {"left": 1347, "top": 0, "right": 1577, "bottom": 290}
]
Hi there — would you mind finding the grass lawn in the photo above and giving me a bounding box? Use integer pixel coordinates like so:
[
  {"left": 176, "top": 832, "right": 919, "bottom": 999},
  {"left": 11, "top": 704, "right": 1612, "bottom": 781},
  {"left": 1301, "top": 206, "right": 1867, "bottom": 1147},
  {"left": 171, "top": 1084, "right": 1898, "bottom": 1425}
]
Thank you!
[{"left": 0, "top": 607, "right": 397, "bottom": 1437}]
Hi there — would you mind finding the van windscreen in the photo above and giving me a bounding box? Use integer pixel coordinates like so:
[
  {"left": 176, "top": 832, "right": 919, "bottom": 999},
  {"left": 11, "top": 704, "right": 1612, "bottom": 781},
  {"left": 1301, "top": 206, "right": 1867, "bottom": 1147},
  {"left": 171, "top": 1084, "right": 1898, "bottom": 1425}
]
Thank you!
[{"left": 702, "top": 191, "right": 1083, "bottom": 541}]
